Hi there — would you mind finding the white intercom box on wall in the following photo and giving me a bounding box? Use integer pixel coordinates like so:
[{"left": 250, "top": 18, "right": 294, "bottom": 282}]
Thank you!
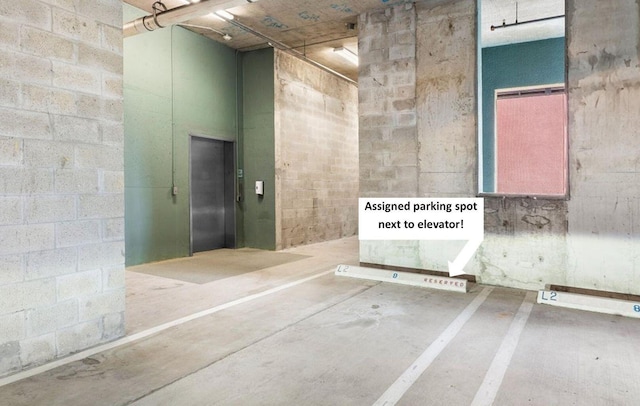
[{"left": 255, "top": 180, "right": 264, "bottom": 196}]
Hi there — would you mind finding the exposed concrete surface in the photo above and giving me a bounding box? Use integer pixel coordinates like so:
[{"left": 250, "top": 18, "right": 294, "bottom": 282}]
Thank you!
[
  {"left": 565, "top": 0, "right": 640, "bottom": 294},
  {"left": 1, "top": 237, "right": 640, "bottom": 405},
  {"left": 358, "top": 0, "right": 640, "bottom": 295},
  {"left": 416, "top": 0, "right": 476, "bottom": 198},
  {"left": 358, "top": 3, "right": 418, "bottom": 199},
  {"left": 274, "top": 50, "right": 359, "bottom": 249}
]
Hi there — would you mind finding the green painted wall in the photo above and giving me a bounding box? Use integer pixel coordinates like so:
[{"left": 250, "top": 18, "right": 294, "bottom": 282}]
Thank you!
[
  {"left": 124, "top": 4, "right": 239, "bottom": 265},
  {"left": 481, "top": 37, "right": 566, "bottom": 192},
  {"left": 239, "top": 49, "right": 276, "bottom": 250}
]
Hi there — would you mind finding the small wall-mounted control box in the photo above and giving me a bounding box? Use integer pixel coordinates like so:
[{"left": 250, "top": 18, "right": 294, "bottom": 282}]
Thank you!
[{"left": 255, "top": 180, "right": 264, "bottom": 196}]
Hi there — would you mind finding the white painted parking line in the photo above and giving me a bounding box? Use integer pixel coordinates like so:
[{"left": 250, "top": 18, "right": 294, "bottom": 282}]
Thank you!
[
  {"left": 470, "top": 291, "right": 536, "bottom": 406},
  {"left": 372, "top": 286, "right": 494, "bottom": 406},
  {"left": 0, "top": 269, "right": 335, "bottom": 388}
]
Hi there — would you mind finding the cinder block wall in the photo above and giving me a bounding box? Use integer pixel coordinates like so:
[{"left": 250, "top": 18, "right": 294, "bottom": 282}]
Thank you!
[
  {"left": 274, "top": 50, "right": 359, "bottom": 249},
  {"left": 0, "top": 0, "right": 124, "bottom": 376},
  {"left": 358, "top": 3, "right": 423, "bottom": 267},
  {"left": 358, "top": 3, "right": 418, "bottom": 199}
]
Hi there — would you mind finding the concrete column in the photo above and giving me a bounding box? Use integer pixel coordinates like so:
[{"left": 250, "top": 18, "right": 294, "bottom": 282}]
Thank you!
[
  {"left": 565, "top": 0, "right": 640, "bottom": 294},
  {"left": 0, "top": 0, "right": 124, "bottom": 376},
  {"left": 358, "top": 3, "right": 418, "bottom": 199}
]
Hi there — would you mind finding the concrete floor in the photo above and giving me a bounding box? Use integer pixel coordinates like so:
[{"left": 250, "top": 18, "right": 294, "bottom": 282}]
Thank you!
[{"left": 1, "top": 236, "right": 639, "bottom": 405}]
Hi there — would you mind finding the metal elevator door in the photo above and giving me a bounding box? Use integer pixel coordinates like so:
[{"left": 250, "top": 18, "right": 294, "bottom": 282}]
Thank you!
[{"left": 190, "top": 136, "right": 235, "bottom": 253}]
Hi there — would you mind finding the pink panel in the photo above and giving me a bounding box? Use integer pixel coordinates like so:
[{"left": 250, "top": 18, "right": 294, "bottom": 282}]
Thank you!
[{"left": 496, "top": 93, "right": 567, "bottom": 196}]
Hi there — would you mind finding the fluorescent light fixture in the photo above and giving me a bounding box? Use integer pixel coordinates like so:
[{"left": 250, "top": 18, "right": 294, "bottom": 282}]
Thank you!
[
  {"left": 333, "top": 46, "right": 358, "bottom": 65},
  {"left": 215, "top": 10, "right": 235, "bottom": 20}
]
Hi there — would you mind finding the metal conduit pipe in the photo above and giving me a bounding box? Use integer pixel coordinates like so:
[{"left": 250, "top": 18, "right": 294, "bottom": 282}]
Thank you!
[
  {"left": 123, "top": 0, "right": 256, "bottom": 38},
  {"left": 227, "top": 18, "right": 358, "bottom": 86},
  {"left": 123, "top": 0, "right": 356, "bottom": 85}
]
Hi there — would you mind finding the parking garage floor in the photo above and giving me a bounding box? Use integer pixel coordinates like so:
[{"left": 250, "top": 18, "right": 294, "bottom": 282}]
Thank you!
[{"left": 1, "top": 236, "right": 639, "bottom": 405}]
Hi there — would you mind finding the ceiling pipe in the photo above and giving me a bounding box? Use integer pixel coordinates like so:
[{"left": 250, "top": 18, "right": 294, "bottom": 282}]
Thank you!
[
  {"left": 227, "top": 17, "right": 358, "bottom": 86},
  {"left": 490, "top": 15, "right": 564, "bottom": 31},
  {"left": 123, "top": 0, "right": 257, "bottom": 38}
]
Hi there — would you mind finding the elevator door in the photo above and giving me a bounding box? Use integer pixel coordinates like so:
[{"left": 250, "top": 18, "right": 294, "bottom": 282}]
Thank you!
[{"left": 190, "top": 136, "right": 235, "bottom": 253}]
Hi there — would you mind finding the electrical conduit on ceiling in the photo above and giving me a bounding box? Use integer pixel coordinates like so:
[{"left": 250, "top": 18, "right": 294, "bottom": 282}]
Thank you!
[
  {"left": 122, "top": 0, "right": 357, "bottom": 86},
  {"left": 123, "top": 0, "right": 257, "bottom": 37}
]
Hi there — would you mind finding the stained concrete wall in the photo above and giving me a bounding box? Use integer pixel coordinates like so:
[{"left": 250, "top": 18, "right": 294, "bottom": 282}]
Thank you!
[
  {"left": 274, "top": 50, "right": 359, "bottom": 249},
  {"left": 359, "top": 0, "right": 640, "bottom": 295},
  {"left": 565, "top": 0, "right": 640, "bottom": 293},
  {"left": 0, "top": 0, "right": 124, "bottom": 376},
  {"left": 124, "top": 4, "right": 239, "bottom": 265}
]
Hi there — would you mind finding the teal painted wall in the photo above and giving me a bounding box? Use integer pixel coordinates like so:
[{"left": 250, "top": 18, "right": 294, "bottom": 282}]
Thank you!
[
  {"left": 481, "top": 37, "right": 566, "bottom": 192},
  {"left": 124, "top": 4, "right": 239, "bottom": 265},
  {"left": 239, "top": 49, "right": 276, "bottom": 250}
]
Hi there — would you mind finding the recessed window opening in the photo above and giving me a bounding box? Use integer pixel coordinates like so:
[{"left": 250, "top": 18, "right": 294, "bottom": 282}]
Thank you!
[{"left": 477, "top": 0, "right": 567, "bottom": 198}]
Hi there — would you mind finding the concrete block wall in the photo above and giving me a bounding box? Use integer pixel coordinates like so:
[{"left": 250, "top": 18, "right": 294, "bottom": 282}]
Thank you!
[
  {"left": 359, "top": 0, "right": 640, "bottom": 294},
  {"left": 274, "top": 50, "right": 358, "bottom": 249},
  {"left": 0, "top": 0, "right": 124, "bottom": 377},
  {"left": 416, "top": 0, "right": 476, "bottom": 197},
  {"left": 358, "top": 3, "right": 418, "bottom": 199},
  {"left": 358, "top": 3, "right": 422, "bottom": 269}
]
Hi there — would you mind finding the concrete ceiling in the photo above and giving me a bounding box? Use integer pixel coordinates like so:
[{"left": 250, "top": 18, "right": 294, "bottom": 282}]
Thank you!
[
  {"left": 123, "top": 0, "right": 566, "bottom": 82},
  {"left": 123, "top": 0, "right": 414, "bottom": 82}
]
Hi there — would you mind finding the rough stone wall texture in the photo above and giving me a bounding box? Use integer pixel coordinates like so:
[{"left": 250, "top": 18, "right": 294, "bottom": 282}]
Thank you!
[
  {"left": 274, "top": 50, "right": 359, "bottom": 249},
  {"left": 0, "top": 0, "right": 124, "bottom": 377},
  {"left": 359, "top": 0, "right": 640, "bottom": 294}
]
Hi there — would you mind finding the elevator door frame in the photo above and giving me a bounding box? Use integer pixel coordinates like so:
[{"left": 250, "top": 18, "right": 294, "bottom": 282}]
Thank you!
[{"left": 189, "top": 134, "right": 236, "bottom": 255}]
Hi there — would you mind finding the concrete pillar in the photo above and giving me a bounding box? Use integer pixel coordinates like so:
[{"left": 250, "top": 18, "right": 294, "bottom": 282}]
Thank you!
[
  {"left": 565, "top": 0, "right": 640, "bottom": 293},
  {"left": 0, "top": 0, "right": 124, "bottom": 376}
]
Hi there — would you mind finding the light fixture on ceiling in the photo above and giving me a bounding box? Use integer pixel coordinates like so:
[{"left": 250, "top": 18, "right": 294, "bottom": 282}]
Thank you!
[
  {"left": 178, "top": 23, "right": 231, "bottom": 42},
  {"left": 333, "top": 46, "right": 358, "bottom": 65},
  {"left": 215, "top": 10, "right": 235, "bottom": 20}
]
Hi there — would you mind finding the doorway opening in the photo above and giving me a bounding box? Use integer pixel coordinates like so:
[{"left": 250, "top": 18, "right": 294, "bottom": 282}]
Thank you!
[{"left": 190, "top": 136, "right": 236, "bottom": 253}]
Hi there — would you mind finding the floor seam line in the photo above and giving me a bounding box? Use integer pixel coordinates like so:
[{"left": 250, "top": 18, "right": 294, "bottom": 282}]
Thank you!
[
  {"left": 372, "top": 286, "right": 495, "bottom": 406},
  {"left": 122, "top": 282, "right": 381, "bottom": 405}
]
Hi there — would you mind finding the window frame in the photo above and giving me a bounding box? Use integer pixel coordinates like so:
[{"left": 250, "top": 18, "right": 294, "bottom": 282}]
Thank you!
[{"left": 478, "top": 83, "right": 569, "bottom": 200}]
